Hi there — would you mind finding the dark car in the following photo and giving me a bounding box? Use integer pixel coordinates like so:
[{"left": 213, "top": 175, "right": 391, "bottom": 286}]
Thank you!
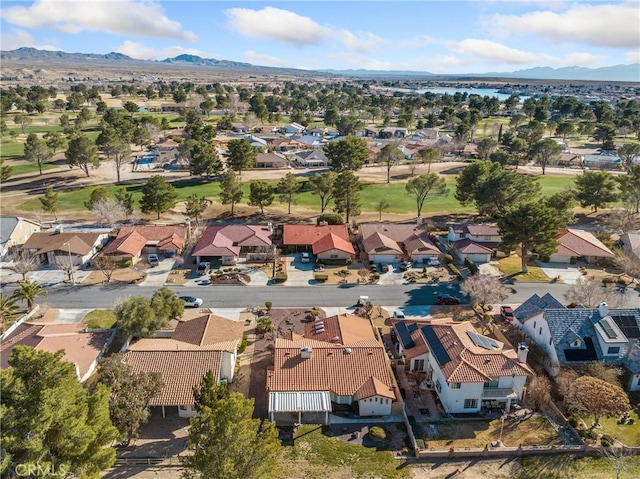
[
  {"left": 379, "top": 263, "right": 390, "bottom": 273},
  {"left": 436, "top": 294, "right": 461, "bottom": 305},
  {"left": 501, "top": 306, "right": 515, "bottom": 322}
]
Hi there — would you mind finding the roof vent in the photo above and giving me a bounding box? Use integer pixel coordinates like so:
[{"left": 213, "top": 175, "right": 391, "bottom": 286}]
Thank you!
[
  {"left": 284, "top": 352, "right": 291, "bottom": 357},
  {"left": 300, "top": 347, "right": 312, "bottom": 359},
  {"left": 331, "top": 336, "right": 340, "bottom": 342},
  {"left": 485, "top": 357, "right": 491, "bottom": 362},
  {"left": 344, "top": 348, "right": 352, "bottom": 354},
  {"left": 367, "top": 350, "right": 373, "bottom": 355}
]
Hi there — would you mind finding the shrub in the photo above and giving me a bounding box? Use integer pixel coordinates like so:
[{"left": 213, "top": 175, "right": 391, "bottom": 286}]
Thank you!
[
  {"left": 464, "top": 257, "right": 479, "bottom": 275},
  {"left": 617, "top": 277, "right": 629, "bottom": 285},
  {"left": 119, "top": 259, "right": 133, "bottom": 267},
  {"left": 265, "top": 301, "right": 273, "bottom": 311},
  {"left": 317, "top": 213, "right": 344, "bottom": 225},
  {"left": 415, "top": 439, "right": 425, "bottom": 449},
  {"left": 600, "top": 438, "right": 611, "bottom": 447},
  {"left": 345, "top": 257, "right": 352, "bottom": 265},
  {"left": 369, "top": 426, "right": 388, "bottom": 442},
  {"left": 274, "top": 273, "right": 287, "bottom": 283},
  {"left": 568, "top": 416, "right": 579, "bottom": 428},
  {"left": 444, "top": 254, "right": 454, "bottom": 264},
  {"left": 238, "top": 335, "right": 248, "bottom": 353},
  {"left": 602, "top": 276, "right": 615, "bottom": 284},
  {"left": 314, "top": 273, "right": 328, "bottom": 282},
  {"left": 371, "top": 273, "right": 380, "bottom": 280}
]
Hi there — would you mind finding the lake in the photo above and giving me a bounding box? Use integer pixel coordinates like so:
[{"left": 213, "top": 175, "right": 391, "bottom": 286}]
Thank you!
[{"left": 415, "top": 87, "right": 529, "bottom": 102}]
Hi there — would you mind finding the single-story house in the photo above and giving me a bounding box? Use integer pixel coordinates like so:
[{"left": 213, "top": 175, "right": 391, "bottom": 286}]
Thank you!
[
  {"left": 22, "top": 229, "right": 108, "bottom": 266},
  {"left": 549, "top": 228, "right": 615, "bottom": 263},
  {"left": 582, "top": 153, "right": 621, "bottom": 170},
  {"left": 294, "top": 150, "right": 328, "bottom": 167},
  {"left": 360, "top": 223, "right": 438, "bottom": 264},
  {"left": 618, "top": 232, "right": 640, "bottom": 262},
  {"left": 125, "top": 313, "right": 244, "bottom": 417},
  {"left": 271, "top": 137, "right": 309, "bottom": 152},
  {"left": 379, "top": 127, "right": 409, "bottom": 139},
  {"left": 192, "top": 224, "right": 273, "bottom": 265},
  {"left": 100, "top": 225, "right": 188, "bottom": 264},
  {"left": 282, "top": 224, "right": 351, "bottom": 256},
  {"left": 161, "top": 102, "right": 193, "bottom": 113},
  {"left": 312, "top": 233, "right": 355, "bottom": 261},
  {"left": 513, "top": 294, "right": 640, "bottom": 390},
  {"left": 267, "top": 314, "right": 395, "bottom": 424},
  {"left": 1, "top": 322, "right": 113, "bottom": 383},
  {"left": 363, "top": 126, "right": 379, "bottom": 138},
  {"left": 291, "top": 134, "right": 325, "bottom": 150},
  {"left": 255, "top": 152, "right": 288, "bottom": 169},
  {"left": 280, "top": 122, "right": 305, "bottom": 135},
  {"left": 0, "top": 216, "right": 41, "bottom": 258},
  {"left": 393, "top": 318, "right": 533, "bottom": 413}
]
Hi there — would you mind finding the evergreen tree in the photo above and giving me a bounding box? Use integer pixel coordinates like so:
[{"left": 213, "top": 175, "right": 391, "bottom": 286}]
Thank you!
[
  {"left": 184, "top": 194, "right": 212, "bottom": 224},
  {"left": 139, "top": 175, "right": 178, "bottom": 219},
  {"left": 405, "top": 173, "right": 449, "bottom": 218},
  {"left": 219, "top": 170, "right": 244, "bottom": 216},
  {"left": 114, "top": 187, "right": 134, "bottom": 218},
  {"left": 332, "top": 171, "right": 361, "bottom": 223},
  {"left": 277, "top": 173, "right": 300, "bottom": 214},
  {"left": 23, "top": 133, "right": 51, "bottom": 175},
  {"left": 574, "top": 170, "right": 619, "bottom": 212},
  {"left": 65, "top": 134, "right": 100, "bottom": 177},
  {"left": 227, "top": 139, "right": 257, "bottom": 173},
  {"left": 307, "top": 171, "right": 337, "bottom": 213},
  {"left": 39, "top": 186, "right": 59, "bottom": 219},
  {"left": 325, "top": 136, "right": 369, "bottom": 172},
  {"left": 248, "top": 181, "right": 274, "bottom": 215}
]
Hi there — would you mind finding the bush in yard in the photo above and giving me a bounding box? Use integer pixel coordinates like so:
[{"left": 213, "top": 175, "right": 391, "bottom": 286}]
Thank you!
[
  {"left": 238, "top": 335, "right": 248, "bottom": 353},
  {"left": 600, "top": 437, "right": 611, "bottom": 447},
  {"left": 316, "top": 213, "right": 344, "bottom": 225},
  {"left": 369, "top": 426, "right": 389, "bottom": 443},
  {"left": 570, "top": 257, "right": 577, "bottom": 264},
  {"left": 464, "top": 257, "right": 479, "bottom": 275},
  {"left": 602, "top": 276, "right": 614, "bottom": 284},
  {"left": 617, "top": 277, "right": 629, "bottom": 285},
  {"left": 568, "top": 416, "right": 579, "bottom": 428},
  {"left": 274, "top": 273, "right": 287, "bottom": 283},
  {"left": 314, "top": 273, "right": 328, "bottom": 282},
  {"left": 265, "top": 301, "right": 273, "bottom": 311}
]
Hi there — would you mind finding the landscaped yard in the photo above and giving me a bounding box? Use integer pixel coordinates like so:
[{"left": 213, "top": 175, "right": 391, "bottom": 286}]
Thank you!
[
  {"left": 82, "top": 309, "right": 116, "bottom": 329},
  {"left": 283, "top": 425, "right": 408, "bottom": 479},
  {"left": 423, "top": 415, "right": 563, "bottom": 448},
  {"left": 591, "top": 410, "right": 640, "bottom": 446},
  {"left": 498, "top": 256, "right": 550, "bottom": 282}
]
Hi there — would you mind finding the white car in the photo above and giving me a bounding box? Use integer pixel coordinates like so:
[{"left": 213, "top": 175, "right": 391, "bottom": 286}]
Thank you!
[
  {"left": 179, "top": 296, "right": 203, "bottom": 308},
  {"left": 300, "top": 252, "right": 311, "bottom": 263}
]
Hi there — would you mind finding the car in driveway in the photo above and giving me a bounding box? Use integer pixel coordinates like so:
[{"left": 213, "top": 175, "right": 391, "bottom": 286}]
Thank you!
[
  {"left": 399, "top": 261, "right": 413, "bottom": 271},
  {"left": 379, "top": 262, "right": 390, "bottom": 273},
  {"left": 300, "top": 252, "right": 311, "bottom": 263},
  {"left": 393, "top": 310, "right": 406, "bottom": 319},
  {"left": 179, "top": 296, "right": 203, "bottom": 308},
  {"left": 500, "top": 306, "right": 515, "bottom": 322},
  {"left": 197, "top": 262, "right": 211, "bottom": 276},
  {"left": 436, "top": 294, "right": 461, "bottom": 305},
  {"left": 148, "top": 253, "right": 159, "bottom": 267}
]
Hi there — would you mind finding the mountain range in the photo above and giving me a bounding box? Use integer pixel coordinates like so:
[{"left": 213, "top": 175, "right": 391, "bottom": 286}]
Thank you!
[{"left": 2, "top": 48, "right": 638, "bottom": 82}]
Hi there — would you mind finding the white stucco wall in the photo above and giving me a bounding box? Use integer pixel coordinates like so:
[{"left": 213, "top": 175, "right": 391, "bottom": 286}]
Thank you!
[
  {"left": 317, "top": 249, "right": 352, "bottom": 261},
  {"left": 358, "top": 396, "right": 392, "bottom": 416},
  {"left": 370, "top": 254, "right": 401, "bottom": 263},
  {"left": 220, "top": 350, "right": 237, "bottom": 382},
  {"left": 628, "top": 374, "right": 640, "bottom": 392},
  {"left": 518, "top": 313, "right": 560, "bottom": 375},
  {"left": 178, "top": 405, "right": 198, "bottom": 418},
  {"left": 409, "top": 353, "right": 430, "bottom": 372}
]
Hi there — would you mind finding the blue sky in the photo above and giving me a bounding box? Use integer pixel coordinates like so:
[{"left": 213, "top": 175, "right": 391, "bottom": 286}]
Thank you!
[{"left": 1, "top": 1, "right": 638, "bottom": 73}]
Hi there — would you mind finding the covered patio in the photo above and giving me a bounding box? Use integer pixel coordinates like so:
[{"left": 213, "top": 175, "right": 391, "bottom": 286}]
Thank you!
[{"left": 268, "top": 391, "right": 332, "bottom": 425}]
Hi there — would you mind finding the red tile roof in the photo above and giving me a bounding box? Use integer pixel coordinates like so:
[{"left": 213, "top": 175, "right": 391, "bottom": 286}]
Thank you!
[
  {"left": 192, "top": 225, "right": 272, "bottom": 258},
  {"left": 283, "top": 225, "right": 348, "bottom": 246},
  {"left": 452, "top": 238, "right": 494, "bottom": 254},
  {"left": 101, "top": 231, "right": 148, "bottom": 257},
  {"left": 312, "top": 233, "right": 355, "bottom": 255}
]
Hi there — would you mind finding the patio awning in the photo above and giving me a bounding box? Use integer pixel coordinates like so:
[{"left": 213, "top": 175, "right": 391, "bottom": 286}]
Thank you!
[{"left": 268, "top": 391, "right": 332, "bottom": 413}]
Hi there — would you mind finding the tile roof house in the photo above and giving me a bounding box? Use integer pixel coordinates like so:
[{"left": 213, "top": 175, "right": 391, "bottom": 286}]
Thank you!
[
  {"left": 294, "top": 149, "right": 328, "bottom": 167},
  {"left": 267, "top": 314, "right": 395, "bottom": 424},
  {"left": 360, "top": 223, "right": 439, "bottom": 264},
  {"left": 22, "top": 229, "right": 108, "bottom": 266},
  {"left": 125, "top": 313, "right": 244, "bottom": 417},
  {"left": 619, "top": 231, "right": 640, "bottom": 263},
  {"left": 100, "top": 225, "right": 188, "bottom": 263},
  {"left": 549, "top": 228, "right": 615, "bottom": 263},
  {"left": 393, "top": 318, "right": 533, "bottom": 413},
  {"left": 282, "top": 224, "right": 354, "bottom": 261},
  {"left": 255, "top": 152, "right": 288, "bottom": 169},
  {"left": 0, "top": 216, "right": 41, "bottom": 258},
  {"left": 192, "top": 224, "right": 273, "bottom": 265},
  {"left": 447, "top": 223, "right": 501, "bottom": 264},
  {"left": 1, "top": 322, "right": 113, "bottom": 383},
  {"left": 513, "top": 294, "right": 640, "bottom": 391}
]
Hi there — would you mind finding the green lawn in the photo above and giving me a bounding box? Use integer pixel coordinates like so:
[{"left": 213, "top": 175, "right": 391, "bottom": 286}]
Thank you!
[
  {"left": 17, "top": 174, "right": 576, "bottom": 216},
  {"left": 498, "top": 256, "right": 551, "bottom": 282},
  {"left": 517, "top": 454, "right": 640, "bottom": 479},
  {"left": 0, "top": 140, "right": 26, "bottom": 159},
  {"left": 82, "top": 309, "right": 116, "bottom": 329},
  {"left": 594, "top": 410, "right": 640, "bottom": 446},
  {"left": 10, "top": 163, "right": 58, "bottom": 175},
  {"left": 284, "top": 425, "right": 407, "bottom": 479}
]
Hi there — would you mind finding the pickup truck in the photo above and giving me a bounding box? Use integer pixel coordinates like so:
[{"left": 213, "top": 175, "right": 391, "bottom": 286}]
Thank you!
[{"left": 148, "top": 254, "right": 159, "bottom": 267}]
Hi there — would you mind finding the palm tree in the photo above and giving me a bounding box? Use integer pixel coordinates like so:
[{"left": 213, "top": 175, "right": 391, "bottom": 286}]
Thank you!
[
  {"left": 12, "top": 280, "right": 47, "bottom": 311},
  {"left": 0, "top": 293, "right": 22, "bottom": 332}
]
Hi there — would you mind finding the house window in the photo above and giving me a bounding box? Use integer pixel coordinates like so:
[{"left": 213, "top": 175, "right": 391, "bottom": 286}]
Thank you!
[
  {"left": 179, "top": 405, "right": 187, "bottom": 410},
  {"left": 374, "top": 397, "right": 378, "bottom": 402},
  {"left": 435, "top": 380, "right": 442, "bottom": 393},
  {"left": 572, "top": 340, "right": 581, "bottom": 347},
  {"left": 460, "top": 233, "right": 467, "bottom": 238},
  {"left": 539, "top": 327, "right": 542, "bottom": 335},
  {"left": 549, "top": 337, "right": 552, "bottom": 345},
  {"left": 533, "top": 321, "right": 537, "bottom": 329},
  {"left": 607, "top": 346, "right": 620, "bottom": 355},
  {"left": 450, "top": 382, "right": 461, "bottom": 389},
  {"left": 414, "top": 359, "right": 425, "bottom": 371},
  {"left": 464, "top": 399, "right": 478, "bottom": 409},
  {"left": 330, "top": 254, "right": 338, "bottom": 259},
  {"left": 484, "top": 236, "right": 491, "bottom": 241},
  {"left": 485, "top": 378, "right": 499, "bottom": 389}
]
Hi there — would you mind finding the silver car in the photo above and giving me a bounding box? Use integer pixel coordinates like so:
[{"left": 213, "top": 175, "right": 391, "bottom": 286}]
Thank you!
[{"left": 179, "top": 296, "right": 203, "bottom": 308}]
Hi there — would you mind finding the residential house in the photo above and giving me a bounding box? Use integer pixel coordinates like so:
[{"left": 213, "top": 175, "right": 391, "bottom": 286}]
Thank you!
[
  {"left": 1, "top": 322, "right": 113, "bottom": 383},
  {"left": 294, "top": 150, "right": 328, "bottom": 167},
  {"left": 280, "top": 122, "right": 305, "bottom": 135},
  {"left": 447, "top": 224, "right": 501, "bottom": 264},
  {"left": 100, "top": 225, "right": 188, "bottom": 264},
  {"left": 619, "top": 231, "right": 640, "bottom": 262},
  {"left": 549, "top": 228, "right": 615, "bottom": 263},
  {"left": 125, "top": 313, "right": 244, "bottom": 417},
  {"left": 363, "top": 126, "right": 380, "bottom": 138},
  {"left": 393, "top": 318, "right": 533, "bottom": 413},
  {"left": 153, "top": 138, "right": 179, "bottom": 164},
  {"left": 22, "top": 229, "right": 108, "bottom": 266},
  {"left": 379, "top": 127, "right": 409, "bottom": 139},
  {"left": 282, "top": 224, "right": 354, "bottom": 262},
  {"left": 246, "top": 135, "right": 268, "bottom": 150},
  {"left": 267, "top": 314, "right": 396, "bottom": 424},
  {"left": 411, "top": 129, "right": 440, "bottom": 141},
  {"left": 271, "top": 137, "right": 309, "bottom": 152},
  {"left": 291, "top": 134, "right": 325, "bottom": 150},
  {"left": 360, "top": 223, "right": 439, "bottom": 264},
  {"left": 161, "top": 102, "right": 192, "bottom": 113},
  {"left": 0, "top": 217, "right": 41, "bottom": 258},
  {"left": 192, "top": 224, "right": 273, "bottom": 265},
  {"left": 255, "top": 152, "right": 288, "bottom": 168},
  {"left": 582, "top": 152, "right": 621, "bottom": 170},
  {"left": 513, "top": 294, "right": 640, "bottom": 390}
]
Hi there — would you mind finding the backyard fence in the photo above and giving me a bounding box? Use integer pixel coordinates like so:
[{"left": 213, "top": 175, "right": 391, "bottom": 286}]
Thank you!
[
  {"left": 0, "top": 305, "right": 40, "bottom": 341},
  {"left": 414, "top": 444, "right": 640, "bottom": 459}
]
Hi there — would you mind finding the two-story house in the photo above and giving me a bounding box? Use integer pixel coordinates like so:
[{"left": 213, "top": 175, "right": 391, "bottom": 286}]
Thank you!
[{"left": 447, "top": 223, "right": 502, "bottom": 264}]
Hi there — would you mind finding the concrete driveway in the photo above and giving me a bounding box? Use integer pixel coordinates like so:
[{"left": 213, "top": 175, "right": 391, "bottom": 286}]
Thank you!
[
  {"left": 537, "top": 262, "right": 583, "bottom": 284},
  {"left": 54, "top": 308, "right": 93, "bottom": 323},
  {"left": 138, "top": 258, "right": 175, "bottom": 287},
  {"left": 377, "top": 264, "right": 407, "bottom": 285},
  {"left": 283, "top": 254, "right": 314, "bottom": 286},
  {"left": 383, "top": 305, "right": 432, "bottom": 318},
  {"left": 0, "top": 262, "right": 93, "bottom": 287}
]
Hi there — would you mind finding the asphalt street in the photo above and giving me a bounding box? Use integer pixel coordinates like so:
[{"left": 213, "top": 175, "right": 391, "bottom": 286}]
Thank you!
[{"left": 3, "top": 281, "right": 639, "bottom": 310}]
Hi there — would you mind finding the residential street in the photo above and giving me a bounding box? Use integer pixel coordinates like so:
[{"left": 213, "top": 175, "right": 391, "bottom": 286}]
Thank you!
[{"left": 3, "top": 281, "right": 639, "bottom": 310}]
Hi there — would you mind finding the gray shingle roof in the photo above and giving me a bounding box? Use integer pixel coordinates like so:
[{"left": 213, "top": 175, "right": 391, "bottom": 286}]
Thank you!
[{"left": 513, "top": 293, "right": 564, "bottom": 322}]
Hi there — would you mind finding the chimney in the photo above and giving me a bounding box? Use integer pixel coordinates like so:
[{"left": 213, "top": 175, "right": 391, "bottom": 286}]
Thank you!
[
  {"left": 598, "top": 302, "right": 609, "bottom": 318},
  {"left": 300, "top": 346, "right": 312, "bottom": 359},
  {"left": 517, "top": 342, "right": 529, "bottom": 363}
]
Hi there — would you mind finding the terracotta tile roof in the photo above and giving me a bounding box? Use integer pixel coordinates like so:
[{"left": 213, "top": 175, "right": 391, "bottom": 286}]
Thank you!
[
  {"left": 555, "top": 228, "right": 615, "bottom": 258},
  {"left": 362, "top": 231, "right": 403, "bottom": 255},
  {"left": 117, "top": 225, "right": 188, "bottom": 243},
  {"left": 312, "top": 233, "right": 355, "bottom": 255},
  {"left": 452, "top": 238, "right": 494, "bottom": 254},
  {"left": 361, "top": 223, "right": 433, "bottom": 255},
  {"left": 283, "top": 225, "right": 348, "bottom": 246},
  {"left": 171, "top": 314, "right": 245, "bottom": 347},
  {"left": 1, "top": 322, "right": 111, "bottom": 381},
  {"left": 157, "top": 233, "right": 185, "bottom": 250},
  {"left": 192, "top": 225, "right": 272, "bottom": 257},
  {"left": 23, "top": 231, "right": 102, "bottom": 255},
  {"left": 391, "top": 320, "right": 430, "bottom": 360},
  {"left": 268, "top": 314, "right": 394, "bottom": 400},
  {"left": 403, "top": 233, "right": 440, "bottom": 256},
  {"left": 156, "top": 139, "right": 179, "bottom": 148},
  {"left": 125, "top": 350, "right": 222, "bottom": 405},
  {"left": 101, "top": 231, "right": 147, "bottom": 257}
]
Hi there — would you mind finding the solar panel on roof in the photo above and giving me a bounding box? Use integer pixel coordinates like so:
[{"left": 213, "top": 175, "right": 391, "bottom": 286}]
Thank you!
[
  {"left": 467, "top": 331, "right": 499, "bottom": 350},
  {"left": 407, "top": 323, "right": 418, "bottom": 333},
  {"left": 564, "top": 337, "right": 598, "bottom": 362},
  {"left": 395, "top": 322, "right": 415, "bottom": 349},
  {"left": 599, "top": 319, "right": 619, "bottom": 340},
  {"left": 422, "top": 325, "right": 450, "bottom": 365},
  {"left": 612, "top": 315, "right": 640, "bottom": 339}
]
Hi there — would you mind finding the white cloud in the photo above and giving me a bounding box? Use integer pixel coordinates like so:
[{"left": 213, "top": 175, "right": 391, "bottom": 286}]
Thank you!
[
  {"left": 1, "top": 28, "right": 59, "bottom": 51},
  {"left": 327, "top": 52, "right": 395, "bottom": 71},
  {"left": 553, "top": 52, "right": 607, "bottom": 68},
  {"left": 626, "top": 50, "right": 640, "bottom": 64},
  {"left": 243, "top": 50, "right": 292, "bottom": 68},
  {"left": 114, "top": 41, "right": 212, "bottom": 60},
  {"left": 337, "top": 30, "right": 387, "bottom": 53},
  {"left": 450, "top": 38, "right": 539, "bottom": 64},
  {"left": 482, "top": 2, "right": 638, "bottom": 48},
  {"left": 1, "top": 0, "right": 196, "bottom": 41}
]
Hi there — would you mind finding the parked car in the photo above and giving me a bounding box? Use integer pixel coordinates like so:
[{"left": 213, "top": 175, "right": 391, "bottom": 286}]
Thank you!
[
  {"left": 379, "top": 262, "right": 390, "bottom": 273},
  {"left": 399, "top": 261, "right": 413, "bottom": 271},
  {"left": 393, "top": 310, "right": 406, "bottom": 319},
  {"left": 501, "top": 306, "right": 515, "bottom": 322},
  {"left": 436, "top": 294, "right": 461, "bottom": 305},
  {"left": 197, "top": 262, "right": 211, "bottom": 276},
  {"left": 148, "top": 253, "right": 159, "bottom": 267},
  {"left": 300, "top": 252, "right": 311, "bottom": 263},
  {"left": 356, "top": 295, "right": 369, "bottom": 307},
  {"left": 179, "top": 296, "right": 203, "bottom": 308},
  {"left": 426, "top": 258, "right": 441, "bottom": 267}
]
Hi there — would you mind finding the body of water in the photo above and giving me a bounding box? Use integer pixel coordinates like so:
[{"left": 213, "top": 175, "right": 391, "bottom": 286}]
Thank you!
[{"left": 415, "top": 87, "right": 529, "bottom": 102}]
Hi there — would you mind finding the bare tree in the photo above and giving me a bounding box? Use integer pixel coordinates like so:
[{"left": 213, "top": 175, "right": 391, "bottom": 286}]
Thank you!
[
  {"left": 93, "top": 256, "right": 119, "bottom": 283},
  {"left": 604, "top": 203, "right": 640, "bottom": 235},
  {"left": 8, "top": 250, "right": 39, "bottom": 281},
  {"left": 555, "top": 368, "right": 579, "bottom": 406},
  {"left": 91, "top": 197, "right": 126, "bottom": 226},
  {"left": 601, "top": 445, "right": 635, "bottom": 479},
  {"left": 357, "top": 268, "right": 371, "bottom": 284},
  {"left": 564, "top": 276, "right": 626, "bottom": 308},
  {"left": 613, "top": 248, "right": 640, "bottom": 281},
  {"left": 460, "top": 273, "right": 511, "bottom": 311},
  {"left": 526, "top": 375, "right": 552, "bottom": 411},
  {"left": 55, "top": 255, "right": 75, "bottom": 283}
]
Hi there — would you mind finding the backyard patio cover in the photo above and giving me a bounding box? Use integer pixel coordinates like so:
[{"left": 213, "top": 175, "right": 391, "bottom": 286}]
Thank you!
[{"left": 268, "top": 391, "right": 332, "bottom": 424}]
